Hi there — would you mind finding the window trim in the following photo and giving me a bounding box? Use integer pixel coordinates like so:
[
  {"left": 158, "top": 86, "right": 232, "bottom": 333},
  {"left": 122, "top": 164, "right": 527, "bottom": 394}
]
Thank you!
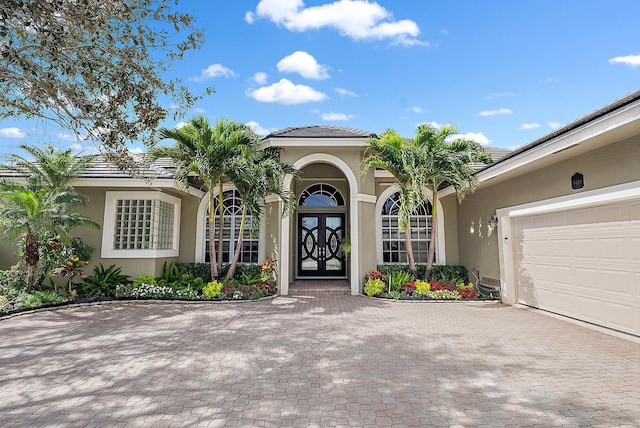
[
  {"left": 376, "top": 185, "right": 446, "bottom": 266},
  {"left": 195, "top": 184, "right": 266, "bottom": 263},
  {"left": 101, "top": 191, "right": 181, "bottom": 259}
]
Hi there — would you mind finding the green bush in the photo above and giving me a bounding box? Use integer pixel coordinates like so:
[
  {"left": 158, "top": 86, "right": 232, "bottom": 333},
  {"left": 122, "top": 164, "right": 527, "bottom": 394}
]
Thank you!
[
  {"left": 430, "top": 265, "right": 468, "bottom": 283},
  {"left": 364, "top": 278, "right": 385, "bottom": 297},
  {"left": 76, "top": 264, "right": 130, "bottom": 299},
  {"left": 377, "top": 264, "right": 468, "bottom": 283},
  {"left": 23, "top": 290, "right": 67, "bottom": 308},
  {"left": 202, "top": 280, "right": 223, "bottom": 299},
  {"left": 388, "top": 271, "right": 413, "bottom": 292},
  {"left": 133, "top": 274, "right": 156, "bottom": 288},
  {"left": 175, "top": 263, "right": 212, "bottom": 282}
]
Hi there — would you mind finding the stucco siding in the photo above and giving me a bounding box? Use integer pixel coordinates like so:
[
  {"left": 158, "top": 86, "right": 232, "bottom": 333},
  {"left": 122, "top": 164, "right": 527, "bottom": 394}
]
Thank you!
[
  {"left": 441, "top": 196, "right": 459, "bottom": 265},
  {"left": 458, "top": 135, "right": 640, "bottom": 281},
  {"left": 178, "top": 193, "right": 201, "bottom": 263}
]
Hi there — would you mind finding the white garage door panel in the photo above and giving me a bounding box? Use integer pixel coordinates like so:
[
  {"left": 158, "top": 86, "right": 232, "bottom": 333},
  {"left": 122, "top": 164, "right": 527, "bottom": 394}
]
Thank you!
[{"left": 515, "top": 202, "right": 640, "bottom": 337}]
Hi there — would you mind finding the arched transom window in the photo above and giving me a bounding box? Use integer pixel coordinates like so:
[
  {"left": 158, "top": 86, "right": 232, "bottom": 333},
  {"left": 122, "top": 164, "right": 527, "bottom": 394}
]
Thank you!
[
  {"left": 381, "top": 191, "right": 433, "bottom": 263},
  {"left": 204, "top": 190, "right": 258, "bottom": 264},
  {"left": 298, "top": 183, "right": 345, "bottom": 207}
]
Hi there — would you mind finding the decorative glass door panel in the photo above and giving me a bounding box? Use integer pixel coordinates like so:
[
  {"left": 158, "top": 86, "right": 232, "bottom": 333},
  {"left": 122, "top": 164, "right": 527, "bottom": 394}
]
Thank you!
[{"left": 298, "top": 213, "right": 346, "bottom": 277}]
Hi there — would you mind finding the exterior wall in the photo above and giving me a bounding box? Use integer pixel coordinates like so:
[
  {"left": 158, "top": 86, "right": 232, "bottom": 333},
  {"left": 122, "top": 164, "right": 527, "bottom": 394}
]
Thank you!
[
  {"left": 457, "top": 135, "right": 640, "bottom": 281},
  {"left": 441, "top": 196, "right": 459, "bottom": 265},
  {"left": 178, "top": 192, "right": 201, "bottom": 263},
  {"left": 0, "top": 185, "right": 194, "bottom": 279}
]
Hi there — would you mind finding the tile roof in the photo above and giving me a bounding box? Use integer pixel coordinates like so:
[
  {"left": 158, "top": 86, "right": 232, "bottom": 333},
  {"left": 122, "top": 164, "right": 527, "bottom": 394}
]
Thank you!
[
  {"left": 266, "top": 125, "right": 377, "bottom": 139},
  {"left": 0, "top": 154, "right": 175, "bottom": 180},
  {"left": 476, "top": 89, "right": 640, "bottom": 173}
]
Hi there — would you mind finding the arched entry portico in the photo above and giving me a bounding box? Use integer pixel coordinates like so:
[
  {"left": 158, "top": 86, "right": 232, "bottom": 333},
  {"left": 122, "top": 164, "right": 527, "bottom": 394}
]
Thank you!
[{"left": 280, "top": 154, "right": 362, "bottom": 295}]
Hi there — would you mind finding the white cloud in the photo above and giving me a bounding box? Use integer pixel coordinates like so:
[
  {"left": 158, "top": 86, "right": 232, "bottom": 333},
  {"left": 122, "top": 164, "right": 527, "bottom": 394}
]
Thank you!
[
  {"left": 57, "top": 132, "right": 81, "bottom": 142},
  {"left": 440, "top": 29, "right": 449, "bottom": 35},
  {"left": 277, "top": 51, "right": 329, "bottom": 80},
  {"left": 175, "top": 121, "right": 187, "bottom": 129},
  {"left": 334, "top": 87, "right": 357, "bottom": 97},
  {"left": 253, "top": 72, "right": 269, "bottom": 85},
  {"left": 247, "top": 78, "right": 328, "bottom": 104},
  {"left": 486, "top": 92, "right": 518, "bottom": 99},
  {"left": 190, "top": 64, "right": 237, "bottom": 81},
  {"left": 609, "top": 54, "right": 640, "bottom": 67},
  {"left": 545, "top": 77, "right": 559, "bottom": 83},
  {"left": 478, "top": 108, "right": 512, "bottom": 117},
  {"left": 193, "top": 108, "right": 207, "bottom": 113},
  {"left": 547, "top": 121, "right": 562, "bottom": 130},
  {"left": 519, "top": 123, "right": 541, "bottom": 130},
  {"left": 246, "top": 121, "right": 275, "bottom": 136},
  {"left": 130, "top": 147, "right": 144, "bottom": 154},
  {"left": 321, "top": 112, "right": 355, "bottom": 121},
  {"left": 406, "top": 106, "right": 424, "bottom": 113},
  {"left": 450, "top": 132, "right": 490, "bottom": 145},
  {"left": 0, "top": 127, "right": 27, "bottom": 138},
  {"left": 246, "top": 0, "right": 426, "bottom": 46}
]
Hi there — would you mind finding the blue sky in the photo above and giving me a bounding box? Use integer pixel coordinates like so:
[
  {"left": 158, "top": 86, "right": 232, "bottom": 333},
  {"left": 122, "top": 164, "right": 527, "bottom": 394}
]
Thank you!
[{"left": 1, "top": 0, "right": 640, "bottom": 155}]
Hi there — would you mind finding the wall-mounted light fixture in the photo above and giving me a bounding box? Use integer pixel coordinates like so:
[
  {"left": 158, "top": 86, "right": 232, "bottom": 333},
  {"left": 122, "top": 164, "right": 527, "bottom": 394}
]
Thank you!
[
  {"left": 488, "top": 215, "right": 498, "bottom": 228},
  {"left": 571, "top": 172, "right": 584, "bottom": 190}
]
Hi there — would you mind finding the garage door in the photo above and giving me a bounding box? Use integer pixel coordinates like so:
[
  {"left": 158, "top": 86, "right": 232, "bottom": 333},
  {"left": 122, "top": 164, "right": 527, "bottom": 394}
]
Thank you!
[{"left": 513, "top": 199, "right": 640, "bottom": 336}]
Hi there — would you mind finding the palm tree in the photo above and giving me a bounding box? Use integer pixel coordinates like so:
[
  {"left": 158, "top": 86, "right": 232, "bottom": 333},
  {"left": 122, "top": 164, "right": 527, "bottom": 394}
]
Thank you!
[
  {"left": 412, "top": 123, "right": 492, "bottom": 279},
  {"left": 224, "top": 147, "right": 298, "bottom": 279},
  {"left": 3, "top": 144, "right": 93, "bottom": 189},
  {"left": 155, "top": 116, "right": 259, "bottom": 280},
  {"left": 362, "top": 129, "right": 425, "bottom": 278},
  {"left": 0, "top": 183, "right": 99, "bottom": 291}
]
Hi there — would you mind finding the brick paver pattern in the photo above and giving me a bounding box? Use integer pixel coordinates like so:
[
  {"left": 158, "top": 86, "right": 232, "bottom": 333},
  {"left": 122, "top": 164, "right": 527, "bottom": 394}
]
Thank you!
[{"left": 1, "top": 297, "right": 640, "bottom": 427}]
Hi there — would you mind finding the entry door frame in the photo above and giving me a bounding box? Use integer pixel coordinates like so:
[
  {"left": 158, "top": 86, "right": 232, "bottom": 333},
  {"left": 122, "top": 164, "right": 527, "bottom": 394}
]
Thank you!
[{"left": 296, "top": 211, "right": 347, "bottom": 279}]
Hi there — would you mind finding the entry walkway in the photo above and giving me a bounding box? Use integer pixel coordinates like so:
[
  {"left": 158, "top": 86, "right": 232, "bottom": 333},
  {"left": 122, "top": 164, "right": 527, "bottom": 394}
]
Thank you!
[{"left": 1, "top": 296, "right": 639, "bottom": 427}]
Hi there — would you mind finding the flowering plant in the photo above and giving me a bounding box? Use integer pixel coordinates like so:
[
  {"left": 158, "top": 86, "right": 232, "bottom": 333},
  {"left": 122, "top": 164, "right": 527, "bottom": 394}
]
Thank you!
[
  {"left": 259, "top": 257, "right": 277, "bottom": 281},
  {"left": 364, "top": 269, "right": 386, "bottom": 283},
  {"left": 403, "top": 281, "right": 416, "bottom": 294}
]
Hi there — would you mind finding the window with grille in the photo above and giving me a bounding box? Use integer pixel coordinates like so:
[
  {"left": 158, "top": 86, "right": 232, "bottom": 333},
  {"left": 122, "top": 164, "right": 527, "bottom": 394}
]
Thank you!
[
  {"left": 299, "top": 183, "right": 345, "bottom": 206},
  {"left": 381, "top": 191, "right": 433, "bottom": 263},
  {"left": 113, "top": 199, "right": 174, "bottom": 250},
  {"left": 204, "top": 190, "right": 259, "bottom": 264},
  {"left": 102, "top": 191, "right": 180, "bottom": 258}
]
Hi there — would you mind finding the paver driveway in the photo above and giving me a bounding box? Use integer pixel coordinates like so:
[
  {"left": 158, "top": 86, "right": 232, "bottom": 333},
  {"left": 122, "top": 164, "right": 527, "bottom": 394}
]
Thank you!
[{"left": 1, "top": 296, "right": 639, "bottom": 427}]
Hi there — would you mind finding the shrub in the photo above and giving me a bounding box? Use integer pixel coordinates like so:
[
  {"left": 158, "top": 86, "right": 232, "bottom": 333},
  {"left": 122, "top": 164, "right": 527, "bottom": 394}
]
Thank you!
[
  {"left": 364, "top": 278, "right": 385, "bottom": 297},
  {"left": 429, "top": 281, "right": 458, "bottom": 292},
  {"left": 0, "top": 269, "right": 26, "bottom": 291},
  {"left": 430, "top": 265, "right": 468, "bottom": 283},
  {"left": 364, "top": 269, "right": 386, "bottom": 283},
  {"left": 76, "top": 264, "right": 130, "bottom": 299},
  {"left": 133, "top": 274, "right": 156, "bottom": 288},
  {"left": 457, "top": 282, "right": 476, "bottom": 298},
  {"left": 256, "top": 280, "right": 278, "bottom": 296},
  {"left": 202, "top": 280, "right": 223, "bottom": 299},
  {"left": 414, "top": 279, "right": 431, "bottom": 295},
  {"left": 241, "top": 270, "right": 267, "bottom": 286},
  {"left": 175, "top": 263, "right": 211, "bottom": 282},
  {"left": 219, "top": 283, "right": 236, "bottom": 299},
  {"left": 23, "top": 290, "right": 67, "bottom": 308},
  {"left": 388, "top": 271, "right": 413, "bottom": 292},
  {"left": 376, "top": 264, "right": 468, "bottom": 283}
]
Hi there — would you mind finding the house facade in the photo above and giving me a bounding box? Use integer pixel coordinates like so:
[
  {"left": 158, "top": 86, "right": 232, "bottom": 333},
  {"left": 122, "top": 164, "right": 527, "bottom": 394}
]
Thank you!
[{"left": 1, "top": 90, "right": 639, "bottom": 336}]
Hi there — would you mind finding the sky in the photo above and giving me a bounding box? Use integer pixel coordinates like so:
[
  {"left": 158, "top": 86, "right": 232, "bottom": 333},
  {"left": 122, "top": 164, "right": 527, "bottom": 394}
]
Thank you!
[{"left": 1, "top": 0, "right": 640, "bottom": 155}]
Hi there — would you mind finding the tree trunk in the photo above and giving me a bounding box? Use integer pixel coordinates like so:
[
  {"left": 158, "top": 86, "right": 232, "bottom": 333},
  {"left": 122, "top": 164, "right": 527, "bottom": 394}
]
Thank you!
[
  {"left": 24, "top": 233, "right": 39, "bottom": 292},
  {"left": 217, "top": 180, "right": 224, "bottom": 273},
  {"left": 208, "top": 198, "right": 219, "bottom": 280},
  {"left": 425, "top": 189, "right": 438, "bottom": 281},
  {"left": 226, "top": 207, "right": 247, "bottom": 280},
  {"left": 404, "top": 227, "right": 417, "bottom": 278}
]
